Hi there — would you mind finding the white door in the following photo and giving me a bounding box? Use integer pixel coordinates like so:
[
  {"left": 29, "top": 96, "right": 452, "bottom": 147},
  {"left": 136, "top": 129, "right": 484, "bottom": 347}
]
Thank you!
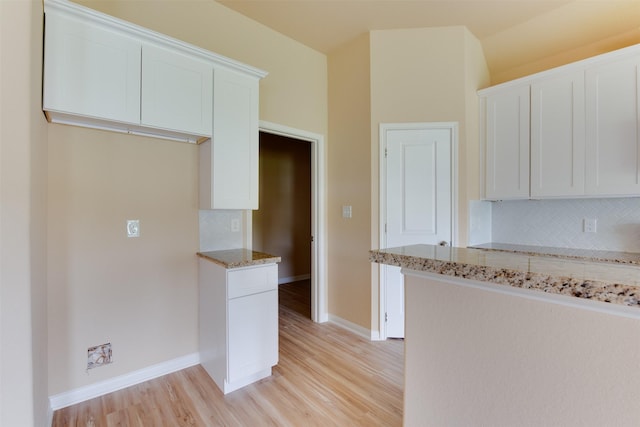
[{"left": 382, "top": 124, "right": 454, "bottom": 338}]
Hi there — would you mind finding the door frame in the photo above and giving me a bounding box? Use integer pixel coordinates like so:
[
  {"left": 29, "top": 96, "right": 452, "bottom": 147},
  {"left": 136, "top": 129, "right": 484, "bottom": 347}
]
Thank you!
[
  {"left": 377, "top": 122, "right": 458, "bottom": 340},
  {"left": 245, "top": 120, "right": 328, "bottom": 323}
]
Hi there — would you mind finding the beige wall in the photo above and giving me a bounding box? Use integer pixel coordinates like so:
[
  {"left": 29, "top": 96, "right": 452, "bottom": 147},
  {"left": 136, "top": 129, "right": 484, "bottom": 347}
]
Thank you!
[
  {"left": 327, "top": 27, "right": 488, "bottom": 332},
  {"left": 0, "top": 0, "right": 49, "bottom": 425},
  {"left": 46, "top": 0, "right": 328, "bottom": 396},
  {"left": 253, "top": 133, "right": 312, "bottom": 282},
  {"left": 47, "top": 127, "right": 200, "bottom": 394},
  {"left": 327, "top": 34, "right": 372, "bottom": 329},
  {"left": 404, "top": 273, "right": 640, "bottom": 426}
]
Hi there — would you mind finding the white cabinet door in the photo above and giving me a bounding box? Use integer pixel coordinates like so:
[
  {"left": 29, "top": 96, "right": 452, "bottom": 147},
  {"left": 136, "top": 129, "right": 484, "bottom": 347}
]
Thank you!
[
  {"left": 141, "top": 45, "right": 213, "bottom": 137},
  {"left": 228, "top": 290, "right": 278, "bottom": 383},
  {"left": 43, "top": 10, "right": 141, "bottom": 124},
  {"left": 531, "top": 72, "right": 586, "bottom": 197},
  {"left": 484, "top": 86, "right": 530, "bottom": 200},
  {"left": 585, "top": 55, "right": 640, "bottom": 196},
  {"left": 200, "top": 68, "right": 260, "bottom": 209}
]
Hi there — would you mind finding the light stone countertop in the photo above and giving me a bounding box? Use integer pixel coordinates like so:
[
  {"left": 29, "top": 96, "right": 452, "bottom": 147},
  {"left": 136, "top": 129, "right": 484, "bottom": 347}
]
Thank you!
[
  {"left": 198, "top": 249, "right": 281, "bottom": 269},
  {"left": 469, "top": 242, "right": 640, "bottom": 265},
  {"left": 370, "top": 244, "right": 640, "bottom": 309}
]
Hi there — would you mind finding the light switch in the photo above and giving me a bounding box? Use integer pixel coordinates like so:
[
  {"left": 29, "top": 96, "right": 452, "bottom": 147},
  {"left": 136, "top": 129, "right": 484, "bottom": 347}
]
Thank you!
[
  {"left": 127, "top": 219, "right": 140, "bottom": 237},
  {"left": 342, "top": 205, "right": 352, "bottom": 218}
]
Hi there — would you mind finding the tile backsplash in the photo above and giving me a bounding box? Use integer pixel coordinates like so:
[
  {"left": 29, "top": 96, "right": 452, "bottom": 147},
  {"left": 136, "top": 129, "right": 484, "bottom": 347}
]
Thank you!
[
  {"left": 489, "top": 198, "right": 640, "bottom": 253},
  {"left": 199, "top": 210, "right": 244, "bottom": 251}
]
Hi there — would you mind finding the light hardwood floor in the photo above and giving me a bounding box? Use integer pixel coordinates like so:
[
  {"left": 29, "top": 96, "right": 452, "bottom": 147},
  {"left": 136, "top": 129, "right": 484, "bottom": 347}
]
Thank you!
[{"left": 52, "top": 281, "right": 404, "bottom": 426}]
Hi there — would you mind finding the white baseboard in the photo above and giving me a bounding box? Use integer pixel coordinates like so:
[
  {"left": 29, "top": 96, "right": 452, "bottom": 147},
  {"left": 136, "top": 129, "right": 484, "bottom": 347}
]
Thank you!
[
  {"left": 278, "top": 274, "right": 311, "bottom": 285},
  {"left": 328, "top": 314, "right": 372, "bottom": 340},
  {"left": 47, "top": 404, "right": 54, "bottom": 427},
  {"left": 49, "top": 352, "right": 200, "bottom": 411}
]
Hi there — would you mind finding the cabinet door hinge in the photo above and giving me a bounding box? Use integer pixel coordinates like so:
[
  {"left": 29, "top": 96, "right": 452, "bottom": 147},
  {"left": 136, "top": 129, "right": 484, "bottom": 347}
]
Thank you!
[
  {"left": 385, "top": 148, "right": 388, "bottom": 158},
  {"left": 385, "top": 312, "right": 388, "bottom": 322}
]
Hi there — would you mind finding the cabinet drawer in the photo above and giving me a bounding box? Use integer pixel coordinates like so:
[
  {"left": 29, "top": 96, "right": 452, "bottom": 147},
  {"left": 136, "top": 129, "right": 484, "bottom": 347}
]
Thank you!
[{"left": 227, "top": 264, "right": 277, "bottom": 299}]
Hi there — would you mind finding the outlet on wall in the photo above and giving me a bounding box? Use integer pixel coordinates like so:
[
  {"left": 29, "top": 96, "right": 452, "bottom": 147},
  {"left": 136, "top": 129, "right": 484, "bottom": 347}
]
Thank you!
[{"left": 583, "top": 218, "right": 597, "bottom": 233}]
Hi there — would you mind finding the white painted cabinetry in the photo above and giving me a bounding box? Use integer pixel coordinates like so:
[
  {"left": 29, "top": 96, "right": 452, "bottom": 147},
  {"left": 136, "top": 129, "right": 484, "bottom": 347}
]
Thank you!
[
  {"left": 530, "top": 72, "right": 585, "bottom": 197},
  {"left": 141, "top": 45, "right": 213, "bottom": 136},
  {"left": 199, "top": 258, "right": 278, "bottom": 394},
  {"left": 42, "top": 7, "right": 141, "bottom": 126},
  {"left": 483, "top": 86, "right": 530, "bottom": 200},
  {"left": 480, "top": 44, "right": 640, "bottom": 200},
  {"left": 585, "top": 55, "right": 640, "bottom": 196},
  {"left": 199, "top": 69, "right": 260, "bottom": 209}
]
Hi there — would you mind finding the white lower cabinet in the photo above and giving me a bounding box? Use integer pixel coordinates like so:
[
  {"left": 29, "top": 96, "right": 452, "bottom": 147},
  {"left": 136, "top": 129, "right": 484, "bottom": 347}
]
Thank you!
[{"left": 199, "top": 259, "right": 278, "bottom": 394}]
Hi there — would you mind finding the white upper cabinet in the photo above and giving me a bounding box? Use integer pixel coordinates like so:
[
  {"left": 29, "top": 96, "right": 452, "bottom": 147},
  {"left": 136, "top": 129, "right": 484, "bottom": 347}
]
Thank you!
[
  {"left": 141, "top": 45, "right": 213, "bottom": 136},
  {"left": 483, "top": 86, "right": 530, "bottom": 200},
  {"left": 199, "top": 68, "right": 260, "bottom": 210},
  {"left": 585, "top": 55, "right": 640, "bottom": 196},
  {"left": 42, "top": 0, "right": 265, "bottom": 145},
  {"left": 480, "top": 44, "right": 640, "bottom": 200},
  {"left": 530, "top": 72, "right": 585, "bottom": 197},
  {"left": 43, "top": 8, "right": 141, "bottom": 126}
]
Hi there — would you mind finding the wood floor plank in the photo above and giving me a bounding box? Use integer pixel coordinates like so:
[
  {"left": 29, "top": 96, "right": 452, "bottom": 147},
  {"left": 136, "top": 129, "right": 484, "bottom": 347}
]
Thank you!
[{"left": 52, "top": 281, "right": 404, "bottom": 426}]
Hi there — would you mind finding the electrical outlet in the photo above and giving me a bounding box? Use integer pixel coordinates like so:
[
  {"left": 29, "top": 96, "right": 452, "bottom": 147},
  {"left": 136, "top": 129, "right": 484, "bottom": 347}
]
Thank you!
[
  {"left": 583, "top": 218, "right": 597, "bottom": 233},
  {"left": 231, "top": 218, "right": 240, "bottom": 232},
  {"left": 87, "top": 343, "right": 112, "bottom": 369}
]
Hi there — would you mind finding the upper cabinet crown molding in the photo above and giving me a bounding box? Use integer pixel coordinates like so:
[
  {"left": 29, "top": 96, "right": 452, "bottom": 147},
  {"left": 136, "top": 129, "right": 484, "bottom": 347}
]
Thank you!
[{"left": 44, "top": 0, "right": 267, "bottom": 80}]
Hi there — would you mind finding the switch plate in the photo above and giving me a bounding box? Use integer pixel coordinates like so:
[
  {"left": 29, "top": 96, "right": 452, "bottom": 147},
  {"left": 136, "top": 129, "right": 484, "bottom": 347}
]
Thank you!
[
  {"left": 127, "top": 219, "right": 140, "bottom": 237},
  {"left": 583, "top": 218, "right": 597, "bottom": 233},
  {"left": 342, "top": 205, "right": 352, "bottom": 218}
]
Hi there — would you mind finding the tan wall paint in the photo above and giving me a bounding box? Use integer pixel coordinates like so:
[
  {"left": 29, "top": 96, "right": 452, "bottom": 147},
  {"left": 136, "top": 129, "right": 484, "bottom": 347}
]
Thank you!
[
  {"left": 253, "top": 133, "right": 312, "bottom": 281},
  {"left": 327, "top": 34, "right": 372, "bottom": 328},
  {"left": 47, "top": 127, "right": 200, "bottom": 394},
  {"left": 327, "top": 27, "right": 488, "bottom": 331},
  {"left": 463, "top": 31, "right": 491, "bottom": 239},
  {"left": 404, "top": 273, "right": 640, "bottom": 426},
  {"left": 0, "top": 0, "right": 49, "bottom": 425},
  {"left": 484, "top": 1, "right": 640, "bottom": 85},
  {"left": 46, "top": 1, "right": 327, "bottom": 396}
]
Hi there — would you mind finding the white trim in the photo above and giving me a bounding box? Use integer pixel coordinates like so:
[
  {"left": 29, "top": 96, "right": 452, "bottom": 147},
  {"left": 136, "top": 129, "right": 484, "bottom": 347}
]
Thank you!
[
  {"left": 48, "top": 352, "right": 200, "bottom": 410},
  {"left": 47, "top": 405, "right": 54, "bottom": 427},
  {"left": 328, "top": 315, "right": 372, "bottom": 340},
  {"left": 377, "top": 122, "right": 459, "bottom": 340},
  {"left": 258, "top": 121, "right": 328, "bottom": 323},
  {"left": 402, "top": 269, "right": 640, "bottom": 321},
  {"left": 278, "top": 274, "right": 311, "bottom": 285}
]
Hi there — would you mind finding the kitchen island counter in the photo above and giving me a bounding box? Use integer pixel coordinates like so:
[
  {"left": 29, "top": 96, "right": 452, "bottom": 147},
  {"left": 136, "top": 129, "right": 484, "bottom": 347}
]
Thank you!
[
  {"left": 370, "top": 244, "right": 640, "bottom": 311},
  {"left": 371, "top": 244, "right": 640, "bottom": 426}
]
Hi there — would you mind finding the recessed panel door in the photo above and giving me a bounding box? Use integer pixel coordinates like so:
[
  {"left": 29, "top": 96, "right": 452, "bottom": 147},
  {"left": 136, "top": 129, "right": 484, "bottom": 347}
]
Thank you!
[{"left": 383, "top": 125, "right": 453, "bottom": 338}]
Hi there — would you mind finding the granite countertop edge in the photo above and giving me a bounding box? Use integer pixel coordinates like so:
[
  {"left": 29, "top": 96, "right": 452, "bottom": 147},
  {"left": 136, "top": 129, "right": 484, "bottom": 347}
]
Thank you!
[
  {"left": 198, "top": 249, "right": 281, "bottom": 269},
  {"left": 370, "top": 245, "right": 640, "bottom": 309}
]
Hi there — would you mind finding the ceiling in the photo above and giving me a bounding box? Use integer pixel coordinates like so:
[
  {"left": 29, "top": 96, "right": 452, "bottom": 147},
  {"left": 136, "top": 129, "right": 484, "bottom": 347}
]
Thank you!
[{"left": 216, "top": 0, "right": 640, "bottom": 81}]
